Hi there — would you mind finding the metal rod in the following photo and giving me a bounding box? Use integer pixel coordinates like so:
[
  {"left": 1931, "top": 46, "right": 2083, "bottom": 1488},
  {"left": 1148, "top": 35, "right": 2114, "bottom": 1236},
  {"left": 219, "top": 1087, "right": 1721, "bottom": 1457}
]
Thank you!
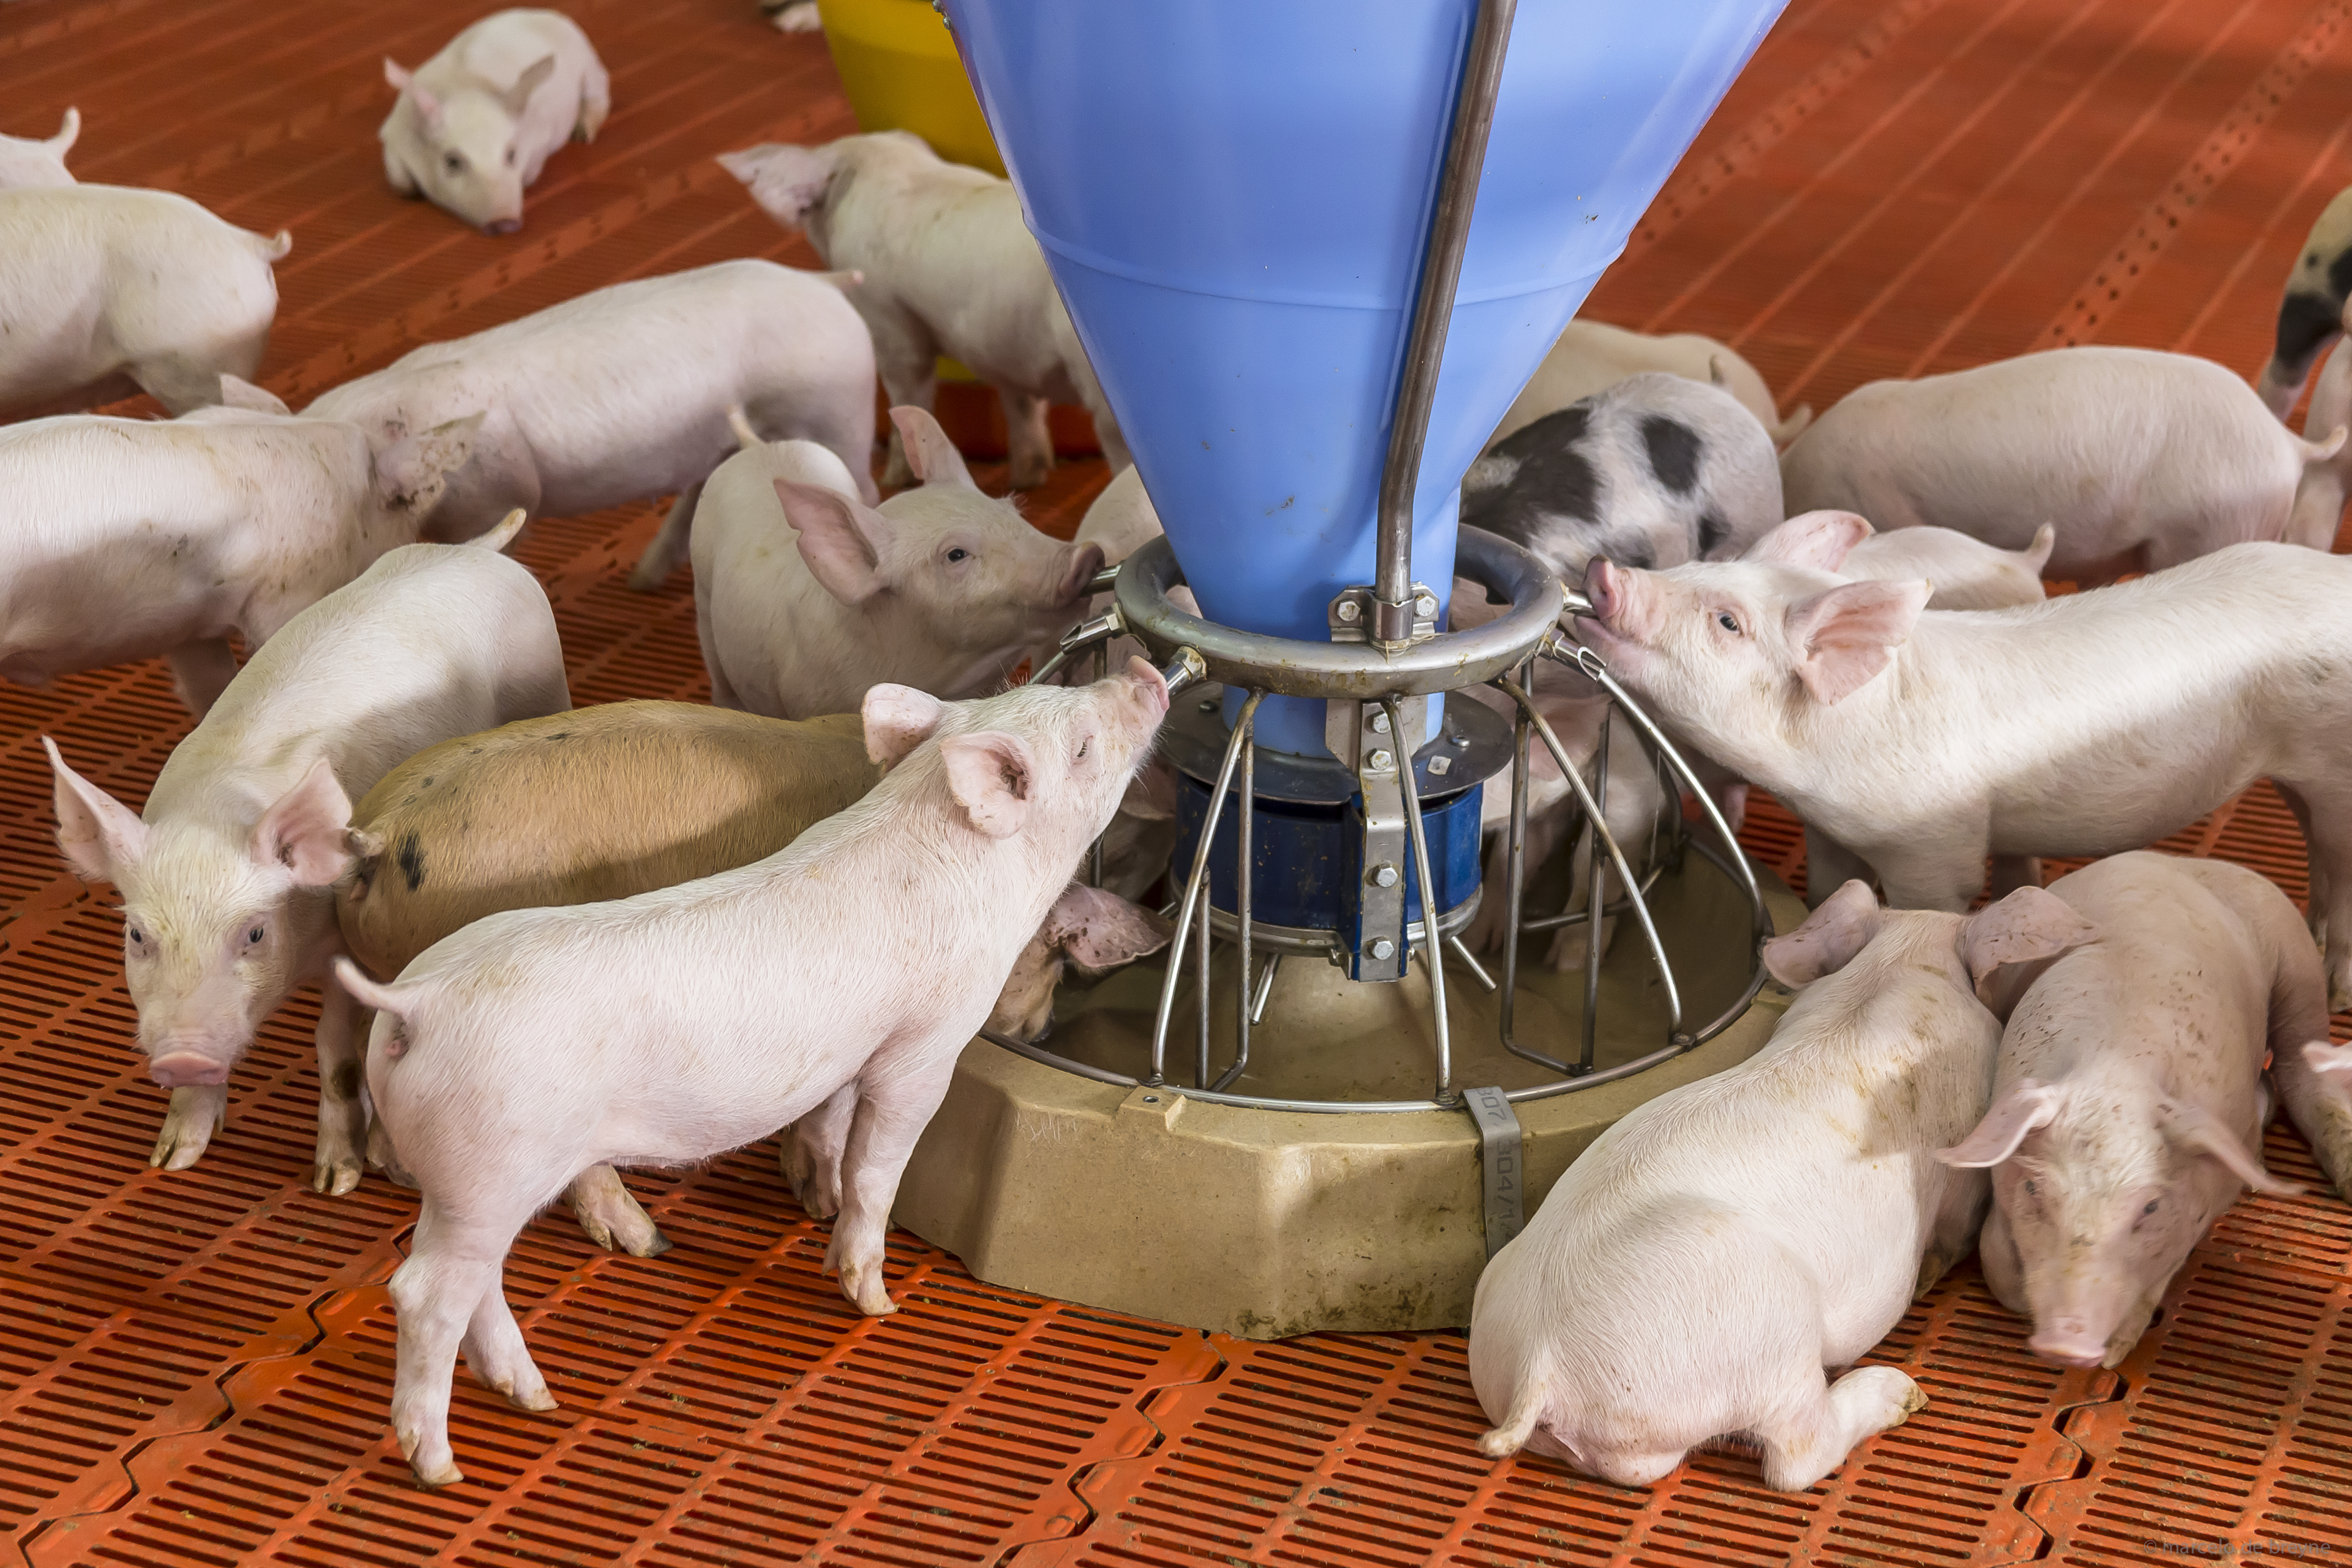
[
  {"left": 1250, "top": 952, "right": 1281, "bottom": 1026},
  {"left": 1580, "top": 698, "right": 1609, "bottom": 1073},
  {"left": 1498, "top": 656, "right": 1534, "bottom": 1060},
  {"left": 1211, "top": 700, "right": 1261, "bottom": 1093},
  {"left": 1519, "top": 864, "right": 1663, "bottom": 930},
  {"left": 1148, "top": 691, "right": 1260, "bottom": 1085},
  {"left": 1370, "top": 0, "right": 1518, "bottom": 645},
  {"left": 1497, "top": 674, "right": 1682, "bottom": 1035},
  {"left": 1386, "top": 698, "right": 1455, "bottom": 1102},
  {"left": 1445, "top": 934, "right": 1496, "bottom": 993}
]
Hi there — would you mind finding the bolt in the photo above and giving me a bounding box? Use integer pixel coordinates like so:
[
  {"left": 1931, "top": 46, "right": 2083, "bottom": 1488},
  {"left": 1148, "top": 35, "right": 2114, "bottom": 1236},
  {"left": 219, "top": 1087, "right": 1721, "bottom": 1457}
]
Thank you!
[
  {"left": 1371, "top": 711, "right": 1391, "bottom": 734},
  {"left": 1428, "top": 755, "right": 1452, "bottom": 777},
  {"left": 1368, "top": 748, "right": 1394, "bottom": 772},
  {"left": 1451, "top": 733, "right": 1471, "bottom": 748},
  {"left": 1369, "top": 938, "right": 1397, "bottom": 961},
  {"left": 1335, "top": 599, "right": 1361, "bottom": 623},
  {"left": 1371, "top": 862, "right": 1399, "bottom": 888},
  {"left": 1415, "top": 594, "right": 1437, "bottom": 617},
  {"left": 1198, "top": 698, "right": 1217, "bottom": 712},
  {"left": 1142, "top": 1094, "right": 1160, "bottom": 1104}
]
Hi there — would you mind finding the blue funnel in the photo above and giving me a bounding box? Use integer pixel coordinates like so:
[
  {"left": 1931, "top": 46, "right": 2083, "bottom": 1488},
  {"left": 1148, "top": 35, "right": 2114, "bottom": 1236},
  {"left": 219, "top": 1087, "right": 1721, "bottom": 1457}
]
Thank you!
[{"left": 944, "top": 0, "right": 1786, "bottom": 751}]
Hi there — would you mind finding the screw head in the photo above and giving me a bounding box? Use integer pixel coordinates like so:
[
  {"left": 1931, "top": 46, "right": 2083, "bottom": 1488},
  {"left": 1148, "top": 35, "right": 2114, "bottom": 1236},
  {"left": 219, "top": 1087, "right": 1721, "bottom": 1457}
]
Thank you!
[
  {"left": 1450, "top": 733, "right": 1472, "bottom": 748},
  {"left": 1415, "top": 594, "right": 1438, "bottom": 617},
  {"left": 1369, "top": 938, "right": 1397, "bottom": 961},
  {"left": 1142, "top": 1094, "right": 1160, "bottom": 1104},
  {"left": 1371, "top": 863, "right": 1400, "bottom": 889},
  {"left": 1197, "top": 698, "right": 1218, "bottom": 712},
  {"left": 1427, "top": 755, "right": 1452, "bottom": 777},
  {"left": 1335, "top": 599, "right": 1361, "bottom": 623},
  {"left": 1370, "top": 711, "right": 1391, "bottom": 734},
  {"left": 1368, "top": 748, "right": 1394, "bottom": 772}
]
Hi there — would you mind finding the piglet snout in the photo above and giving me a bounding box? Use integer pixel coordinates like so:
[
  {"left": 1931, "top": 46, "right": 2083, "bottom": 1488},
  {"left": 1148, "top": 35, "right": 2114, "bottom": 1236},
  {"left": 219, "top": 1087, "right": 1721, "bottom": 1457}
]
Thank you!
[
  {"left": 1124, "top": 655, "right": 1170, "bottom": 717},
  {"left": 2026, "top": 1324, "right": 2107, "bottom": 1369},
  {"left": 1583, "top": 558, "right": 1625, "bottom": 625},
  {"left": 149, "top": 1051, "right": 231, "bottom": 1088}
]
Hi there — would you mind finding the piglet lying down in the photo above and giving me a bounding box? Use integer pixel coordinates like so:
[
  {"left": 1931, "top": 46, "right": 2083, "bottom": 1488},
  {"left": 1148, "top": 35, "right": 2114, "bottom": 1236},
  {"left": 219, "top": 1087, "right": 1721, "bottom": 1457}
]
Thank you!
[
  {"left": 1470, "top": 881, "right": 2094, "bottom": 1491},
  {"left": 336, "top": 662, "right": 1170, "bottom": 1487}
]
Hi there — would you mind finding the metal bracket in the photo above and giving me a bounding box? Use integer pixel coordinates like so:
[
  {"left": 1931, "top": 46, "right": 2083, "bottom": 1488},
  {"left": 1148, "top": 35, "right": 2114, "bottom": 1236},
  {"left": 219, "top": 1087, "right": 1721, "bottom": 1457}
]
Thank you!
[
  {"left": 1349, "top": 700, "right": 1410, "bottom": 980},
  {"left": 1329, "top": 581, "right": 1439, "bottom": 646},
  {"left": 1465, "top": 1084, "right": 1523, "bottom": 1258}
]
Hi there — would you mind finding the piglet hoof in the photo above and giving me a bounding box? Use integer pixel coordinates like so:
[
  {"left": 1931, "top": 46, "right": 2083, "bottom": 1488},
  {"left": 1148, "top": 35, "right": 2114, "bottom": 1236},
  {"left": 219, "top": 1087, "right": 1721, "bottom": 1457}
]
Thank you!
[
  {"left": 151, "top": 1124, "right": 212, "bottom": 1172},
  {"left": 1896, "top": 1379, "right": 1931, "bottom": 1420},
  {"left": 501, "top": 1382, "right": 560, "bottom": 1414},
  {"left": 623, "top": 557, "right": 669, "bottom": 593},
  {"left": 398, "top": 1433, "right": 463, "bottom": 1489},
  {"left": 312, "top": 1154, "right": 365, "bottom": 1197},
  {"left": 838, "top": 1264, "right": 898, "bottom": 1317}
]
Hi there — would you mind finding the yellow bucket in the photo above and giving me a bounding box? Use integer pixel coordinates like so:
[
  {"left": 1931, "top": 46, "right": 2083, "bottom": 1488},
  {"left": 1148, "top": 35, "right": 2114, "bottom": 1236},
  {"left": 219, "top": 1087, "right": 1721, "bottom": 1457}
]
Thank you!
[{"left": 815, "top": 0, "right": 1006, "bottom": 178}]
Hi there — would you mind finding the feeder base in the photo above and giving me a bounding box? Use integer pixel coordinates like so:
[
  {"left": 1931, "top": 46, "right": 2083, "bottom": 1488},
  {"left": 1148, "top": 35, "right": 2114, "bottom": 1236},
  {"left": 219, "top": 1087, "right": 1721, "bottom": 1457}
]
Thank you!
[{"left": 893, "top": 861, "right": 1807, "bottom": 1338}]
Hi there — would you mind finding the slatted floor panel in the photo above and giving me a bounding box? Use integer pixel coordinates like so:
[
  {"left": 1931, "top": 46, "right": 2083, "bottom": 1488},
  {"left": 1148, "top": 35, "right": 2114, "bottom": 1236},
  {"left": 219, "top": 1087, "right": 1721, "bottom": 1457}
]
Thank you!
[{"left": 4, "top": 0, "right": 2351, "bottom": 1562}]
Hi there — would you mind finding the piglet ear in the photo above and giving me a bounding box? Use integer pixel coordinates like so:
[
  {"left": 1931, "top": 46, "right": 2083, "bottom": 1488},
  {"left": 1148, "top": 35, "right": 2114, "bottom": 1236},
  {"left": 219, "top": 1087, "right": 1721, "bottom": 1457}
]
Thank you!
[
  {"left": 1958, "top": 883, "right": 2098, "bottom": 1010},
  {"left": 500, "top": 53, "right": 557, "bottom": 116},
  {"left": 253, "top": 758, "right": 356, "bottom": 886},
  {"left": 1760, "top": 878, "right": 1880, "bottom": 988},
  {"left": 889, "top": 406, "right": 979, "bottom": 490},
  {"left": 940, "top": 731, "right": 1035, "bottom": 839},
  {"left": 1043, "top": 883, "right": 1176, "bottom": 973},
  {"left": 778, "top": 481, "right": 891, "bottom": 605},
  {"left": 717, "top": 143, "right": 837, "bottom": 229},
  {"left": 2304, "top": 1040, "right": 2352, "bottom": 1078},
  {"left": 1742, "top": 510, "right": 1875, "bottom": 572},
  {"left": 862, "top": 684, "right": 946, "bottom": 767},
  {"left": 375, "top": 412, "right": 484, "bottom": 512},
  {"left": 2161, "top": 1102, "right": 2302, "bottom": 1195},
  {"left": 43, "top": 736, "right": 146, "bottom": 884},
  {"left": 383, "top": 56, "right": 413, "bottom": 91},
  {"left": 1936, "top": 1080, "right": 2062, "bottom": 1168},
  {"left": 217, "top": 374, "right": 291, "bottom": 416},
  {"left": 1784, "top": 578, "right": 1929, "bottom": 705}
]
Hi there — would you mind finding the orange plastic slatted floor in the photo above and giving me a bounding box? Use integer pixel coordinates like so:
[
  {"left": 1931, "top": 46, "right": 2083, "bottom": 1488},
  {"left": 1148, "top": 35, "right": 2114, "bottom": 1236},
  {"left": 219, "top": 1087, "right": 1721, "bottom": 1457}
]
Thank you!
[{"left": 2, "top": 0, "right": 2350, "bottom": 1563}]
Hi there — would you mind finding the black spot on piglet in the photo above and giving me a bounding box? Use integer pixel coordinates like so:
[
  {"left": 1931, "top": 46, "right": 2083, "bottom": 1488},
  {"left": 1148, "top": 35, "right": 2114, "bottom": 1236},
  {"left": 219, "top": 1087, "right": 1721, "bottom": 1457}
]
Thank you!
[
  {"left": 1699, "top": 510, "right": 1730, "bottom": 557},
  {"left": 1640, "top": 416, "right": 1703, "bottom": 496},
  {"left": 397, "top": 831, "right": 426, "bottom": 892}
]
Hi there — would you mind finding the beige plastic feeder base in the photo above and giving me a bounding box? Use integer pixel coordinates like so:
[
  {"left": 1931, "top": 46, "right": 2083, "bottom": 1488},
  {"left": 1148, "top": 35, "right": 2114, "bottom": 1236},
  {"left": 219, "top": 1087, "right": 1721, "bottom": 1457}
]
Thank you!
[{"left": 895, "top": 855, "right": 1807, "bottom": 1338}]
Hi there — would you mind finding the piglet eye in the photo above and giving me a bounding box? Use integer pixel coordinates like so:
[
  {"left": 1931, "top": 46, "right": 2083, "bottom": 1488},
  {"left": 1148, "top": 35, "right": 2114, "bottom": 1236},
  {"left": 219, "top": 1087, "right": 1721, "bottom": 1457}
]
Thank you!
[
  {"left": 1076, "top": 738, "right": 1090, "bottom": 761},
  {"left": 946, "top": 548, "right": 970, "bottom": 564},
  {"left": 126, "top": 927, "right": 144, "bottom": 946},
  {"left": 2142, "top": 1200, "right": 2159, "bottom": 1215},
  {"left": 504, "top": 147, "right": 517, "bottom": 167},
  {"left": 443, "top": 152, "right": 465, "bottom": 175},
  {"left": 2023, "top": 1180, "right": 2038, "bottom": 1197},
  {"left": 1716, "top": 611, "right": 1741, "bottom": 634},
  {"left": 246, "top": 926, "right": 266, "bottom": 946}
]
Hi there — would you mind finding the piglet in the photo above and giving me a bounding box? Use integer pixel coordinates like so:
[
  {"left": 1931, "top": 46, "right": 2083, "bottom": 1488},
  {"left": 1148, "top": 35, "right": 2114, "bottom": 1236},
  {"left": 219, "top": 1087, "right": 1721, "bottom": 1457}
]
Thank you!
[
  {"left": 0, "top": 387, "right": 484, "bottom": 716},
  {"left": 1841, "top": 522, "right": 2051, "bottom": 611},
  {"left": 381, "top": 9, "right": 609, "bottom": 234},
  {"left": 1937, "top": 853, "right": 2319, "bottom": 1368},
  {"left": 0, "top": 108, "right": 78, "bottom": 189},
  {"left": 44, "top": 535, "right": 569, "bottom": 1193},
  {"left": 719, "top": 131, "right": 1129, "bottom": 490},
  {"left": 0, "top": 186, "right": 288, "bottom": 415},
  {"left": 340, "top": 700, "right": 1168, "bottom": 1252},
  {"left": 1780, "top": 346, "right": 2349, "bottom": 582},
  {"left": 334, "top": 661, "right": 1169, "bottom": 1485},
  {"left": 1470, "top": 880, "right": 2095, "bottom": 1490},
  {"left": 304, "top": 259, "right": 877, "bottom": 551},
  {"left": 1573, "top": 519, "right": 2352, "bottom": 1008},
  {"left": 693, "top": 408, "right": 1102, "bottom": 717},
  {"left": 1461, "top": 372, "right": 1782, "bottom": 581},
  {"left": 1492, "top": 318, "right": 1812, "bottom": 447}
]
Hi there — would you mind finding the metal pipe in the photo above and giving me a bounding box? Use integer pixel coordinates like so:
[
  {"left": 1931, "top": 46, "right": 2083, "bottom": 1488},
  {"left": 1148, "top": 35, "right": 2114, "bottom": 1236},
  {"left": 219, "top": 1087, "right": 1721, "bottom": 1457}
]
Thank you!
[
  {"left": 1498, "top": 657, "right": 1533, "bottom": 1058},
  {"left": 1370, "top": 0, "right": 1518, "bottom": 646},
  {"left": 1580, "top": 697, "right": 1609, "bottom": 1073},
  {"left": 1211, "top": 700, "right": 1261, "bottom": 1093},
  {"left": 1150, "top": 689, "right": 1263, "bottom": 1087},
  {"left": 1385, "top": 697, "right": 1454, "bottom": 1101}
]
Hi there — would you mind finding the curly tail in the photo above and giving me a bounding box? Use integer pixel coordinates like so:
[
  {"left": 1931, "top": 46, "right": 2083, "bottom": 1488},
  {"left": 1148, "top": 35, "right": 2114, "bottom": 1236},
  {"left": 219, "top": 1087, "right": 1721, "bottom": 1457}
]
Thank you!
[
  {"left": 2300, "top": 423, "right": 2348, "bottom": 464},
  {"left": 727, "top": 405, "right": 763, "bottom": 451},
  {"left": 1772, "top": 403, "right": 1815, "bottom": 445},
  {"left": 257, "top": 228, "right": 294, "bottom": 263},
  {"left": 465, "top": 508, "right": 528, "bottom": 554}
]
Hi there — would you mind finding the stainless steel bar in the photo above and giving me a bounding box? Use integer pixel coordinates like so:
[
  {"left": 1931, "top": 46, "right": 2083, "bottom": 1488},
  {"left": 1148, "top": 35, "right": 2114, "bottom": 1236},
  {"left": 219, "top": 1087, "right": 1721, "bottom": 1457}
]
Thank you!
[
  {"left": 1580, "top": 697, "right": 1609, "bottom": 1073},
  {"left": 1211, "top": 698, "right": 1262, "bottom": 1093},
  {"left": 1386, "top": 697, "right": 1455, "bottom": 1101},
  {"left": 1497, "top": 660, "right": 1538, "bottom": 1065},
  {"left": 1148, "top": 693, "right": 1256, "bottom": 1085},
  {"left": 1251, "top": 952, "right": 1281, "bottom": 1025},
  {"left": 1498, "top": 674, "right": 1682, "bottom": 1036},
  {"left": 1444, "top": 934, "right": 1496, "bottom": 993},
  {"left": 1518, "top": 864, "right": 1663, "bottom": 930},
  {"left": 1371, "top": 0, "right": 1518, "bottom": 646}
]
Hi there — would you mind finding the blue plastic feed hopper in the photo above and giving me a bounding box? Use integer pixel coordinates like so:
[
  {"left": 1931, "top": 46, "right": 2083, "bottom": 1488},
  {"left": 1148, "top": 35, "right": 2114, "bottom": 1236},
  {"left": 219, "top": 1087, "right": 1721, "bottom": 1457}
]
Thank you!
[{"left": 943, "top": 0, "right": 1789, "bottom": 754}]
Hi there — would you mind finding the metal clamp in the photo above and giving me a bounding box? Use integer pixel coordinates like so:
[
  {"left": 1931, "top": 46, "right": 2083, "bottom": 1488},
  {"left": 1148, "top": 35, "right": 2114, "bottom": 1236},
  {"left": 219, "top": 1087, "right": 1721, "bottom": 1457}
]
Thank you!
[{"left": 1330, "top": 582, "right": 1439, "bottom": 646}]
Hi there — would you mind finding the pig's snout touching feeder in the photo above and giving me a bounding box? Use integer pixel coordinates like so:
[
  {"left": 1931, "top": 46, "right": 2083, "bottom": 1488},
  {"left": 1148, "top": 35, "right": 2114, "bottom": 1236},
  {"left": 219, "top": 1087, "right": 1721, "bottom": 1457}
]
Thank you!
[{"left": 890, "top": 0, "right": 1807, "bottom": 1338}]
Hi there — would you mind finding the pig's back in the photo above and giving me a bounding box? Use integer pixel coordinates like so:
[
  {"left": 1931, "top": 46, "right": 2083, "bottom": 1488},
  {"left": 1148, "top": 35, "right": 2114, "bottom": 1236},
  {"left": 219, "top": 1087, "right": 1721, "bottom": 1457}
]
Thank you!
[
  {"left": 341, "top": 704, "right": 880, "bottom": 978},
  {"left": 153, "top": 544, "right": 564, "bottom": 820}
]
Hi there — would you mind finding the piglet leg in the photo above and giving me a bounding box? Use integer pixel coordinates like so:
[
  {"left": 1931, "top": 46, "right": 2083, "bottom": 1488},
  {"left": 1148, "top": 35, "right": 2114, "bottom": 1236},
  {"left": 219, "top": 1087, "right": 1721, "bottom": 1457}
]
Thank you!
[
  {"left": 313, "top": 984, "right": 368, "bottom": 1195},
  {"left": 565, "top": 1163, "right": 670, "bottom": 1256},
  {"left": 825, "top": 1057, "right": 958, "bottom": 1315},
  {"left": 389, "top": 1195, "right": 540, "bottom": 1487},
  {"left": 152, "top": 1083, "right": 227, "bottom": 1171},
  {"left": 626, "top": 480, "right": 703, "bottom": 592},
  {"left": 780, "top": 1083, "right": 857, "bottom": 1220},
  {"left": 1754, "top": 1366, "right": 1926, "bottom": 1491},
  {"left": 165, "top": 638, "right": 240, "bottom": 718}
]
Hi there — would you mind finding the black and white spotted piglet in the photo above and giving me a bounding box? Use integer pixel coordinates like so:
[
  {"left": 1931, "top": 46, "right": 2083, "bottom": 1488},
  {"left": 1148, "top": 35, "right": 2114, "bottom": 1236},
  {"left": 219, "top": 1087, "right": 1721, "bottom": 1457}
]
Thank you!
[
  {"left": 2257, "top": 186, "right": 2352, "bottom": 421},
  {"left": 1459, "top": 371, "right": 1782, "bottom": 581}
]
